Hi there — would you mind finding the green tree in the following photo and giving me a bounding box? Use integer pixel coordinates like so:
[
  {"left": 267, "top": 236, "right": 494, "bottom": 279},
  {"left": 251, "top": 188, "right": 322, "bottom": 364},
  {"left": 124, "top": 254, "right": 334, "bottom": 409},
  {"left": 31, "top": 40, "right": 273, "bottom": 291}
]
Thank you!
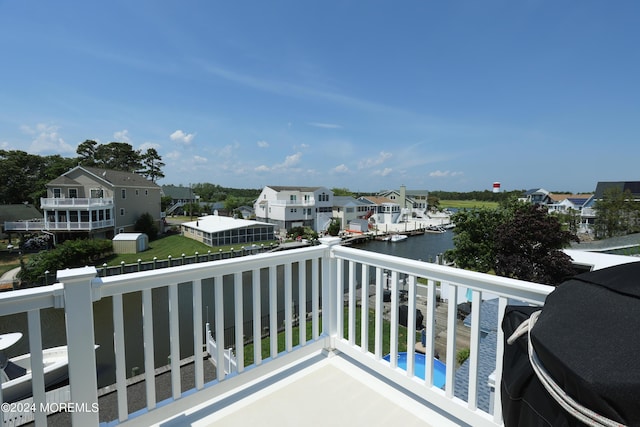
[
  {"left": 139, "top": 147, "right": 165, "bottom": 182},
  {"left": 134, "top": 212, "right": 159, "bottom": 240},
  {"left": 327, "top": 218, "right": 341, "bottom": 236},
  {"left": 494, "top": 203, "right": 577, "bottom": 285},
  {"left": 76, "top": 139, "right": 98, "bottom": 166},
  {"left": 94, "top": 142, "right": 142, "bottom": 172},
  {"left": 446, "top": 200, "right": 577, "bottom": 285},
  {"left": 331, "top": 187, "right": 353, "bottom": 197},
  {"left": 594, "top": 187, "right": 639, "bottom": 239},
  {"left": 445, "top": 206, "right": 506, "bottom": 272}
]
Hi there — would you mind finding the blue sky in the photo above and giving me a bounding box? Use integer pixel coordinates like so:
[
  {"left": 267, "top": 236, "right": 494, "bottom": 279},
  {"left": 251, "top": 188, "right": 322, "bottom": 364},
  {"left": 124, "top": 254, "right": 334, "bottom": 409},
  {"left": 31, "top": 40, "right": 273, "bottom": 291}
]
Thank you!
[{"left": 1, "top": 1, "right": 638, "bottom": 193}]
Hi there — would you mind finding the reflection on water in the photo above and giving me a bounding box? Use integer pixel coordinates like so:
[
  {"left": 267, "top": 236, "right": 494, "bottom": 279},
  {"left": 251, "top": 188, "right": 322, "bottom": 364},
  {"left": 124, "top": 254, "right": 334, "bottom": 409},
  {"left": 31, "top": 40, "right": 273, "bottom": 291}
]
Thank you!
[{"left": 0, "top": 231, "right": 454, "bottom": 388}]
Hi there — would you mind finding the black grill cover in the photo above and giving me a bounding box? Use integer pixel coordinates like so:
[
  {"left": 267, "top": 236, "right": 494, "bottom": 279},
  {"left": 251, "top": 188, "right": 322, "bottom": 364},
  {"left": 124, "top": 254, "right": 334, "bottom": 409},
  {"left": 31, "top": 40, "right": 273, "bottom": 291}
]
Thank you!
[{"left": 502, "top": 262, "right": 640, "bottom": 426}]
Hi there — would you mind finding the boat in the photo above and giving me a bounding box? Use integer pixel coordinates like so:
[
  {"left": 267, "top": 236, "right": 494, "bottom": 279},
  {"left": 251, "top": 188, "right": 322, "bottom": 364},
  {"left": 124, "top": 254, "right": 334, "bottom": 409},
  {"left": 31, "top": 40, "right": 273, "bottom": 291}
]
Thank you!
[
  {"left": 0, "top": 333, "right": 97, "bottom": 403},
  {"left": 389, "top": 234, "right": 408, "bottom": 242}
]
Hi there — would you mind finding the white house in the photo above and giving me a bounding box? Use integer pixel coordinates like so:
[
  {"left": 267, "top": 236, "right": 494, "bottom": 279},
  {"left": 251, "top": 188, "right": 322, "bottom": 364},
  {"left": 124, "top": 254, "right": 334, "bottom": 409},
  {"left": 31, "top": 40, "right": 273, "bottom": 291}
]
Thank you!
[
  {"left": 254, "top": 186, "right": 334, "bottom": 233},
  {"left": 332, "top": 196, "right": 372, "bottom": 232}
]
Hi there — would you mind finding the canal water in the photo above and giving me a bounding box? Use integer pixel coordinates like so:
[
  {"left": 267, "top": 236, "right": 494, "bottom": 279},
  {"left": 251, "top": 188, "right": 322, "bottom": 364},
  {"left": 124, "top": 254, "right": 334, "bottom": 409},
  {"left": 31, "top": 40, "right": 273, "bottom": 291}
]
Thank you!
[{"left": 0, "top": 231, "right": 454, "bottom": 388}]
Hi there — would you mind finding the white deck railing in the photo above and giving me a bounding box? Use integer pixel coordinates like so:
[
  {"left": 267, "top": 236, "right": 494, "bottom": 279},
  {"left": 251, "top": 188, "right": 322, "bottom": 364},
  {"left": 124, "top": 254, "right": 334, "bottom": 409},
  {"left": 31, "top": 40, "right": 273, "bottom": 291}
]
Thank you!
[
  {"left": 0, "top": 237, "right": 553, "bottom": 426},
  {"left": 40, "top": 197, "right": 114, "bottom": 208}
]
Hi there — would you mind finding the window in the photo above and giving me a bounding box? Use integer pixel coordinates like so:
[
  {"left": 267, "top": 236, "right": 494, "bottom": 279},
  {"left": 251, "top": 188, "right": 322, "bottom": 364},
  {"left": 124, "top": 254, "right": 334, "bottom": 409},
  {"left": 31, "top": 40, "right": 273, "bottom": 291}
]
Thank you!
[
  {"left": 90, "top": 188, "right": 104, "bottom": 198},
  {"left": 120, "top": 208, "right": 125, "bottom": 216},
  {"left": 53, "top": 188, "right": 61, "bottom": 198},
  {"left": 136, "top": 190, "right": 139, "bottom": 196},
  {"left": 69, "top": 189, "right": 78, "bottom": 198},
  {"left": 290, "top": 195, "right": 297, "bottom": 202},
  {"left": 121, "top": 189, "right": 126, "bottom": 199}
]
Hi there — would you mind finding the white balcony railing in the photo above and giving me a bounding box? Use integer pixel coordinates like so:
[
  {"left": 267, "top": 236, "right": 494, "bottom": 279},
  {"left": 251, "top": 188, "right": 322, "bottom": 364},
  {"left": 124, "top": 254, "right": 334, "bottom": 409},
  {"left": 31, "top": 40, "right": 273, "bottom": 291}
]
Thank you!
[
  {"left": 4, "top": 219, "right": 114, "bottom": 232},
  {"left": 3, "top": 220, "right": 45, "bottom": 231},
  {"left": 267, "top": 199, "right": 315, "bottom": 207},
  {"left": 0, "top": 237, "right": 553, "bottom": 426},
  {"left": 40, "top": 197, "right": 114, "bottom": 209}
]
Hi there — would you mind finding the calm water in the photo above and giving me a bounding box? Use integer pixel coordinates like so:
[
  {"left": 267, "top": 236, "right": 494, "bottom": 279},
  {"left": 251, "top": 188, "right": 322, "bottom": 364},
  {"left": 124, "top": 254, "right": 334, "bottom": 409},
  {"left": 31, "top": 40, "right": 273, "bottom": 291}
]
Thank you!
[
  {"left": 0, "top": 231, "right": 454, "bottom": 387},
  {"left": 351, "top": 230, "right": 454, "bottom": 263}
]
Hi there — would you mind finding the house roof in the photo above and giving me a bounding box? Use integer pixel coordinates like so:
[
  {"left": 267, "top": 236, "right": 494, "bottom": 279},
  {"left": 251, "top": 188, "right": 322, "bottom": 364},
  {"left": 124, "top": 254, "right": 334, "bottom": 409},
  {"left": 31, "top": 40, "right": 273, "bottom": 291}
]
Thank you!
[
  {"left": 52, "top": 166, "right": 160, "bottom": 189},
  {"left": 594, "top": 181, "right": 640, "bottom": 199},
  {"left": 182, "top": 214, "right": 273, "bottom": 234},
  {"left": 358, "top": 196, "right": 395, "bottom": 205},
  {"left": 161, "top": 185, "right": 195, "bottom": 199},
  {"left": 266, "top": 186, "right": 330, "bottom": 193},
  {"left": 333, "top": 196, "right": 368, "bottom": 207},
  {"left": 548, "top": 193, "right": 591, "bottom": 203},
  {"left": 0, "top": 204, "right": 42, "bottom": 222}
]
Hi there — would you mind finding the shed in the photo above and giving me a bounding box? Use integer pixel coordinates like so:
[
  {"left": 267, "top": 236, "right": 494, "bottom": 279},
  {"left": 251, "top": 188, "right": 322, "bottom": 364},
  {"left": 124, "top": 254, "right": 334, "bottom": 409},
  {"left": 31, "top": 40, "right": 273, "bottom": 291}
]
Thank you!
[{"left": 112, "top": 233, "right": 149, "bottom": 254}]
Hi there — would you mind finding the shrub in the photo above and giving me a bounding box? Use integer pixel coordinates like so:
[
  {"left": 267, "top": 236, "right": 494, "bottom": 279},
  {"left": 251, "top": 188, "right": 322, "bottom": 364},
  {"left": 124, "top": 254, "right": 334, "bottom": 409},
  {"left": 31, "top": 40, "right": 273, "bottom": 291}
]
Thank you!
[{"left": 18, "top": 239, "right": 113, "bottom": 285}]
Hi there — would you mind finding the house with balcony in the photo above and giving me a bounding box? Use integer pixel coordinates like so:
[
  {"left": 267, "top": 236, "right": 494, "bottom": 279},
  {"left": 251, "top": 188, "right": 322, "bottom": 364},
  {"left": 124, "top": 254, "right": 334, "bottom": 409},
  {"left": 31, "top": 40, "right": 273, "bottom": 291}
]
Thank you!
[
  {"left": 253, "top": 186, "right": 334, "bottom": 233},
  {"left": 378, "top": 186, "right": 429, "bottom": 215},
  {"left": 4, "top": 166, "right": 162, "bottom": 242},
  {"left": 332, "top": 196, "right": 372, "bottom": 232}
]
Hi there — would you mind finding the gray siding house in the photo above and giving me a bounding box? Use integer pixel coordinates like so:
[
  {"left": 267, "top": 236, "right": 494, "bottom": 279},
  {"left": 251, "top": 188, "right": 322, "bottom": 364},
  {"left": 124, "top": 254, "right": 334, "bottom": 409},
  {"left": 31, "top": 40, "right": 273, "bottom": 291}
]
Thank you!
[{"left": 5, "top": 166, "right": 162, "bottom": 241}]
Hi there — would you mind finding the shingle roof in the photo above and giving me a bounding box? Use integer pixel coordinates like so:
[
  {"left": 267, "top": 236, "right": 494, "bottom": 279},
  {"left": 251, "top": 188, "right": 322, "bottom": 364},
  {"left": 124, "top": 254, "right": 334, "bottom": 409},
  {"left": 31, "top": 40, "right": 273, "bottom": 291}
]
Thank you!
[
  {"left": 0, "top": 204, "right": 42, "bottom": 222},
  {"left": 594, "top": 181, "right": 640, "bottom": 199},
  {"left": 66, "top": 166, "right": 160, "bottom": 189}
]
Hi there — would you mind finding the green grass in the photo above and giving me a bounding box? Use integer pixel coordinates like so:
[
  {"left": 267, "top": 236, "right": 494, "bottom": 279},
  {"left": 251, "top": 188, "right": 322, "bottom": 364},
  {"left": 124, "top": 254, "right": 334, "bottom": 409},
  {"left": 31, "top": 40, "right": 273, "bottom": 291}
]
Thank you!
[
  {"left": 439, "top": 200, "right": 499, "bottom": 209},
  {"left": 242, "top": 307, "right": 419, "bottom": 366},
  {"left": 100, "top": 234, "right": 278, "bottom": 266}
]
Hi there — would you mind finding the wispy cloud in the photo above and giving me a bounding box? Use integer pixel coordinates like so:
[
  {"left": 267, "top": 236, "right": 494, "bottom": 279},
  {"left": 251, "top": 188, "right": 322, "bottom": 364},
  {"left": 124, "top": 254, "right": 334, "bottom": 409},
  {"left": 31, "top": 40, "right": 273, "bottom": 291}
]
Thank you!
[
  {"left": 307, "top": 122, "right": 342, "bottom": 129},
  {"left": 373, "top": 167, "right": 393, "bottom": 177},
  {"left": 429, "top": 170, "right": 464, "bottom": 177},
  {"left": 170, "top": 130, "right": 195, "bottom": 145},
  {"left": 257, "top": 140, "right": 269, "bottom": 148},
  {"left": 358, "top": 151, "right": 392, "bottom": 169}
]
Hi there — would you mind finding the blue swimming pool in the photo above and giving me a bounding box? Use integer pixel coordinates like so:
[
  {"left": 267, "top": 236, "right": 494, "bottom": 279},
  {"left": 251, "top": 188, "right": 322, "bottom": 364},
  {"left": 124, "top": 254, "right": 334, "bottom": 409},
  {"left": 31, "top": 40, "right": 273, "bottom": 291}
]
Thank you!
[{"left": 383, "top": 352, "right": 447, "bottom": 388}]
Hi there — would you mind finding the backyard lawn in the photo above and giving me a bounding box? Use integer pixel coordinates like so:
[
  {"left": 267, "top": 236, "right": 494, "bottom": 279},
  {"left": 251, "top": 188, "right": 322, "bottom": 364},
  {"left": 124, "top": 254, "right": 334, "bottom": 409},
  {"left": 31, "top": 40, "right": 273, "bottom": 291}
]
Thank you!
[{"left": 102, "top": 234, "right": 278, "bottom": 266}]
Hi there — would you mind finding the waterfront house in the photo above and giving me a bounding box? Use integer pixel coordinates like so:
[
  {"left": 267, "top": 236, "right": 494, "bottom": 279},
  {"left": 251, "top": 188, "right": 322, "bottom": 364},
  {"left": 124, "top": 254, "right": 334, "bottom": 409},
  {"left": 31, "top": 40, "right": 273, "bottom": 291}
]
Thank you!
[
  {"left": 378, "top": 186, "right": 429, "bottom": 214},
  {"left": 3, "top": 166, "right": 162, "bottom": 242},
  {"left": 332, "top": 196, "right": 371, "bottom": 232},
  {"left": 253, "top": 186, "right": 334, "bottom": 233}
]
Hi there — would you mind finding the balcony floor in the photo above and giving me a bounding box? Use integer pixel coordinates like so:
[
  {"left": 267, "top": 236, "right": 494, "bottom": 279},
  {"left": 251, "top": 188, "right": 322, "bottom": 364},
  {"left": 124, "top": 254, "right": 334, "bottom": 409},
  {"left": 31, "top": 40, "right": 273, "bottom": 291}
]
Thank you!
[{"left": 155, "top": 351, "right": 466, "bottom": 427}]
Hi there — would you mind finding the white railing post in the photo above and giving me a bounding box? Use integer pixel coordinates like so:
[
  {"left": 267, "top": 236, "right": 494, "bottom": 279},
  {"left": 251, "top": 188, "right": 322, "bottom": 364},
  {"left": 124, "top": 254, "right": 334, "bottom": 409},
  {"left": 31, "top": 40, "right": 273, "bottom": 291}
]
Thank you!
[
  {"left": 58, "top": 266, "right": 99, "bottom": 426},
  {"left": 319, "top": 237, "right": 342, "bottom": 348}
]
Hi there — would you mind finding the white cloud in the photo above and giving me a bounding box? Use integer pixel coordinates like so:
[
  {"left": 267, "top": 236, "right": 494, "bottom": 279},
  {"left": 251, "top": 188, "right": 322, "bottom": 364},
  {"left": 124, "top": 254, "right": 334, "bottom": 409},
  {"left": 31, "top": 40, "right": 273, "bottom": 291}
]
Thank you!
[
  {"left": 332, "top": 164, "right": 350, "bottom": 173},
  {"left": 278, "top": 152, "right": 302, "bottom": 168},
  {"left": 257, "top": 140, "right": 269, "bottom": 148},
  {"left": 113, "top": 129, "right": 131, "bottom": 143},
  {"left": 373, "top": 167, "right": 393, "bottom": 177},
  {"left": 255, "top": 165, "right": 270, "bottom": 172},
  {"left": 170, "top": 130, "right": 195, "bottom": 145},
  {"left": 358, "top": 151, "right": 392, "bottom": 169},
  {"left": 429, "top": 170, "right": 464, "bottom": 177},
  {"left": 193, "top": 155, "right": 208, "bottom": 163},
  {"left": 24, "top": 123, "right": 75, "bottom": 154},
  {"left": 139, "top": 142, "right": 160, "bottom": 151}
]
